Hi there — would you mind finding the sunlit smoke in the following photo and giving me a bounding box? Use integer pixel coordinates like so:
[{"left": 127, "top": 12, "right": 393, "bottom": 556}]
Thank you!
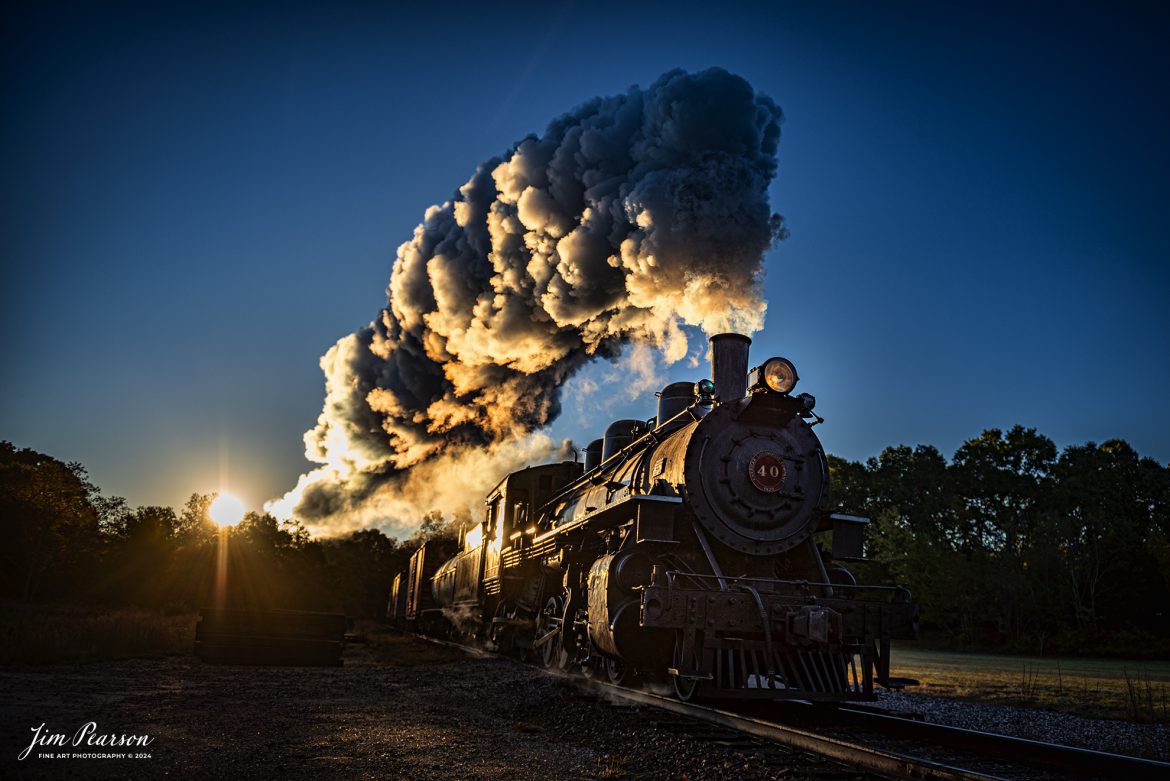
[
  {"left": 269, "top": 67, "right": 786, "bottom": 535},
  {"left": 269, "top": 433, "right": 573, "bottom": 538}
]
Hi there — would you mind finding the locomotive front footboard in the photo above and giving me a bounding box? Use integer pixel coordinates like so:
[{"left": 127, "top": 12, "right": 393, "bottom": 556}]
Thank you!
[{"left": 640, "top": 573, "right": 918, "bottom": 700}]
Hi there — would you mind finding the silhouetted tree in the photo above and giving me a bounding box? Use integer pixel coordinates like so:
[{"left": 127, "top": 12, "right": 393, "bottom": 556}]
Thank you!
[
  {"left": 0, "top": 442, "right": 102, "bottom": 601},
  {"left": 3, "top": 433, "right": 1164, "bottom": 654},
  {"left": 177, "top": 493, "right": 217, "bottom": 543},
  {"left": 1044, "top": 440, "right": 1170, "bottom": 640},
  {"left": 319, "top": 529, "right": 406, "bottom": 618}
]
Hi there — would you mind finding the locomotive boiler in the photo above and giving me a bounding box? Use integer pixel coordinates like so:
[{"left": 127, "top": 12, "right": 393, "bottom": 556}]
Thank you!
[{"left": 390, "top": 334, "right": 917, "bottom": 702}]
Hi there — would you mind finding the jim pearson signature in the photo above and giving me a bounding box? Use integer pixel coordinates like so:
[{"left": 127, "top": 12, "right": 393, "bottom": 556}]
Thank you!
[{"left": 18, "top": 722, "right": 154, "bottom": 761}]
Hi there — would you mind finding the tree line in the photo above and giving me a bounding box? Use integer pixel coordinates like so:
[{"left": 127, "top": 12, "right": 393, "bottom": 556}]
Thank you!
[
  {"left": 2, "top": 428, "right": 1167, "bottom": 656},
  {"left": 832, "top": 426, "right": 1170, "bottom": 658},
  {"left": 0, "top": 441, "right": 455, "bottom": 619}
]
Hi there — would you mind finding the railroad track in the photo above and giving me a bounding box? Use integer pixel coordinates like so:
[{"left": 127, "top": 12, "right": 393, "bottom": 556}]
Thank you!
[
  {"left": 794, "top": 703, "right": 1170, "bottom": 781},
  {"left": 579, "top": 680, "right": 1170, "bottom": 781},
  {"left": 391, "top": 629, "right": 1170, "bottom": 780}
]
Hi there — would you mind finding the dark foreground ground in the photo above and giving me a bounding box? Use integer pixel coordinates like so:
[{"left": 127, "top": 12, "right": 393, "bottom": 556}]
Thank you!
[{"left": 0, "top": 633, "right": 873, "bottom": 781}]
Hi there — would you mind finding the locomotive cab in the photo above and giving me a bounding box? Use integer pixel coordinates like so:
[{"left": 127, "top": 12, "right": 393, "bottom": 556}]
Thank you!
[{"left": 430, "top": 461, "right": 584, "bottom": 635}]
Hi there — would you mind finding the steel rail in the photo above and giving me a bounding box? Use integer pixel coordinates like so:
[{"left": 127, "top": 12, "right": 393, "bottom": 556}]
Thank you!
[
  {"left": 579, "top": 679, "right": 1007, "bottom": 781},
  {"left": 390, "top": 628, "right": 1170, "bottom": 781},
  {"left": 396, "top": 630, "right": 997, "bottom": 779},
  {"left": 830, "top": 705, "right": 1170, "bottom": 781},
  {"left": 583, "top": 679, "right": 1170, "bottom": 781}
]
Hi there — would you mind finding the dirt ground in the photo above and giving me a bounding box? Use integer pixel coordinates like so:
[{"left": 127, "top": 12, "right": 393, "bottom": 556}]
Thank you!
[{"left": 0, "top": 632, "right": 869, "bottom": 781}]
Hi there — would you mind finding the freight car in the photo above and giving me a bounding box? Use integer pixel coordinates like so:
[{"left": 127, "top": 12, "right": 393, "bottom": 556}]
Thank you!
[{"left": 390, "top": 333, "right": 917, "bottom": 701}]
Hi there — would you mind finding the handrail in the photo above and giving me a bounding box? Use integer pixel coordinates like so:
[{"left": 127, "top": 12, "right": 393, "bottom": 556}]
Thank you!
[
  {"left": 661, "top": 571, "right": 912, "bottom": 602},
  {"left": 535, "top": 400, "right": 711, "bottom": 517}
]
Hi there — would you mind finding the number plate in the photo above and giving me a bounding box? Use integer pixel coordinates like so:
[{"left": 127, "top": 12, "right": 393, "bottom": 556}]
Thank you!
[{"left": 748, "top": 451, "right": 786, "bottom": 492}]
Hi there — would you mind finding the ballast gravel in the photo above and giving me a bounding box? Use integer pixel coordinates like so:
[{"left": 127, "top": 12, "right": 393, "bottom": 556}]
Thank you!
[
  {"left": 0, "top": 634, "right": 1164, "bottom": 780},
  {"left": 863, "top": 688, "right": 1169, "bottom": 761},
  {"left": 0, "top": 638, "right": 869, "bottom": 781}
]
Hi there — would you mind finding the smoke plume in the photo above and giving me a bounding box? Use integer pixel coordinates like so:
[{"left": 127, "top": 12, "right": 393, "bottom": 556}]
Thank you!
[{"left": 269, "top": 68, "right": 786, "bottom": 536}]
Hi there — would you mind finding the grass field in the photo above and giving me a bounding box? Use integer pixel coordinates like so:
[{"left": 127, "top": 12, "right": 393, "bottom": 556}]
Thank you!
[
  {"left": 890, "top": 644, "right": 1170, "bottom": 722},
  {"left": 0, "top": 602, "right": 196, "bottom": 664}
]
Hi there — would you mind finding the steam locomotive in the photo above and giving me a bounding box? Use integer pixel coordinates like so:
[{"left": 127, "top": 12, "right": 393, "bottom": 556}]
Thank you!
[{"left": 388, "top": 334, "right": 917, "bottom": 701}]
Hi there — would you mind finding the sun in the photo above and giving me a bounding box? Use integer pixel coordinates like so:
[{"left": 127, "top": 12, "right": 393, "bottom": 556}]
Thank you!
[{"left": 209, "top": 492, "right": 245, "bottom": 527}]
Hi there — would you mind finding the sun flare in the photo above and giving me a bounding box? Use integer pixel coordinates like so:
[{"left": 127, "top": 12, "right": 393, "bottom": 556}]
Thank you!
[{"left": 209, "top": 492, "right": 245, "bottom": 527}]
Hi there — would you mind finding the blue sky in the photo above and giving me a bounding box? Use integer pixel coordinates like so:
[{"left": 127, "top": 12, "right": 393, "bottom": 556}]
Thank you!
[{"left": 2, "top": 1, "right": 1167, "bottom": 515}]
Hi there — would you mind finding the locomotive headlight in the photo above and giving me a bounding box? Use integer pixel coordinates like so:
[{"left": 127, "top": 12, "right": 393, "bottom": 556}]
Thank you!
[{"left": 760, "top": 357, "right": 798, "bottom": 394}]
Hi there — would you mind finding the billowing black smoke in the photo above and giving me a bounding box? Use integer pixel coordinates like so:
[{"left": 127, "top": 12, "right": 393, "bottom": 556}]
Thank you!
[{"left": 269, "top": 68, "right": 786, "bottom": 535}]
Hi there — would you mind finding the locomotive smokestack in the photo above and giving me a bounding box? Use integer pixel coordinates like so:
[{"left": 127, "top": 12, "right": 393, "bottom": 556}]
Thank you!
[{"left": 710, "top": 333, "right": 751, "bottom": 403}]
